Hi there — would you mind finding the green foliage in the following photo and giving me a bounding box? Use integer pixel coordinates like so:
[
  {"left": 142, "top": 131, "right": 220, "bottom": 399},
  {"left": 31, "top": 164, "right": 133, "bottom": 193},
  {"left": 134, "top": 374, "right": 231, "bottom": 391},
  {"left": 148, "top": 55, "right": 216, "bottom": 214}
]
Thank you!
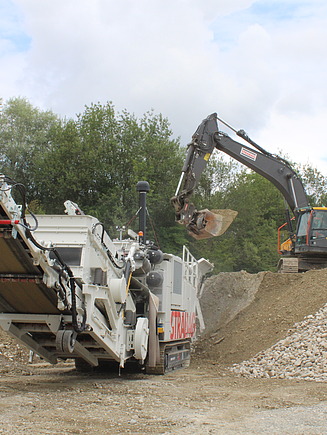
[
  {"left": 192, "top": 154, "right": 242, "bottom": 208},
  {"left": 1, "top": 97, "right": 326, "bottom": 273},
  {"left": 0, "top": 97, "right": 59, "bottom": 189},
  {"left": 0, "top": 99, "right": 185, "bottom": 252}
]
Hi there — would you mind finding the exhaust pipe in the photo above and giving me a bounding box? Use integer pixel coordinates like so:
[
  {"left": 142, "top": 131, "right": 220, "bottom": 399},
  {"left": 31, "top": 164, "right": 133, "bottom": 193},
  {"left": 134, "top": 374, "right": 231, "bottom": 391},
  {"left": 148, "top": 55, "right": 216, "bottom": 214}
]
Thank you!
[{"left": 136, "top": 181, "right": 150, "bottom": 244}]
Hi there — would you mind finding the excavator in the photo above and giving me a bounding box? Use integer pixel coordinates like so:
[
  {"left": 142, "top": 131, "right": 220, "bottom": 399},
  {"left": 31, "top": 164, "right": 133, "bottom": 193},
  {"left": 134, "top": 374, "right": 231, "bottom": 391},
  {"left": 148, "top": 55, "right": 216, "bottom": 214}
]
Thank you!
[{"left": 171, "top": 113, "right": 327, "bottom": 272}]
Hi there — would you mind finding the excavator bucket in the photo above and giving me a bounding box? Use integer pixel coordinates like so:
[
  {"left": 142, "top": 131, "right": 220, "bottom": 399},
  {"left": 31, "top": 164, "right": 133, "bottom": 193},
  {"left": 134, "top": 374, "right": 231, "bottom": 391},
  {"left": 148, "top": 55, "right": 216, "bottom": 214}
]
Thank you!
[{"left": 189, "top": 209, "right": 238, "bottom": 240}]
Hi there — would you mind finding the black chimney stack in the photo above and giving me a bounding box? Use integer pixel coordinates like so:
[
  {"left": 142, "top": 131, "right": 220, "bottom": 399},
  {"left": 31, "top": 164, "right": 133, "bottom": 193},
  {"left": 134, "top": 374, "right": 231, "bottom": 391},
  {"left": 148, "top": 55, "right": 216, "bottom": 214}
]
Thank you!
[{"left": 136, "top": 181, "right": 150, "bottom": 244}]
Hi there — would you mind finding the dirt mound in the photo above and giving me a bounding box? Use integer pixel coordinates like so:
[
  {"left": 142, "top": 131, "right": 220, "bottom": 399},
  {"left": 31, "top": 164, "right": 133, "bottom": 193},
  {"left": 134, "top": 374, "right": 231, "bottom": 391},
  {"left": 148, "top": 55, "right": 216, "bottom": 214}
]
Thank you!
[
  {"left": 199, "top": 270, "right": 265, "bottom": 335},
  {"left": 197, "top": 269, "right": 327, "bottom": 365}
]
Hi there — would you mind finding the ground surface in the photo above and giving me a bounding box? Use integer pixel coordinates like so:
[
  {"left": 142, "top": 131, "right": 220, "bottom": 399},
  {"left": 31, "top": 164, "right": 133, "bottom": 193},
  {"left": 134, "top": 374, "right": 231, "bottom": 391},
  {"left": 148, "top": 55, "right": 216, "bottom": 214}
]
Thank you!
[
  {"left": 0, "top": 269, "right": 327, "bottom": 434},
  {"left": 1, "top": 361, "right": 327, "bottom": 434}
]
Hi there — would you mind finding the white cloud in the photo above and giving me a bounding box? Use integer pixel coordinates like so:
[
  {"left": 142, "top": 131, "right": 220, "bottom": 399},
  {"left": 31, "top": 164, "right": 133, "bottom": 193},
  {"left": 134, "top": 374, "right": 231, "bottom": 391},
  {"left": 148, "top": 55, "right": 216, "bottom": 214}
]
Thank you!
[
  {"left": 1, "top": 0, "right": 327, "bottom": 174},
  {"left": 254, "top": 109, "right": 327, "bottom": 174}
]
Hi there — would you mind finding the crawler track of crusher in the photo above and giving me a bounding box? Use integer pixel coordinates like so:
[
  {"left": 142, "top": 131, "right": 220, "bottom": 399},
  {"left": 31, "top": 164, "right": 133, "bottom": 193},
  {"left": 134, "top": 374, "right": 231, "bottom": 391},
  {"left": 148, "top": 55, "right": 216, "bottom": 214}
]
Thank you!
[{"left": 146, "top": 340, "right": 191, "bottom": 374}]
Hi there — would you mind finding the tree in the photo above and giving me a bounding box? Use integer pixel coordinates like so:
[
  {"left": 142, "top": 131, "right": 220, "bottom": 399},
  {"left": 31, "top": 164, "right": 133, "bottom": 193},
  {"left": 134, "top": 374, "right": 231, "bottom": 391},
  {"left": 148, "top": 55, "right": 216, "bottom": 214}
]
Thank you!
[
  {"left": 21, "top": 101, "right": 186, "bottom": 252},
  {"left": 296, "top": 163, "right": 327, "bottom": 206},
  {"left": 32, "top": 119, "right": 89, "bottom": 213},
  {"left": 0, "top": 97, "right": 59, "bottom": 192},
  {"left": 74, "top": 104, "right": 184, "bottom": 246}
]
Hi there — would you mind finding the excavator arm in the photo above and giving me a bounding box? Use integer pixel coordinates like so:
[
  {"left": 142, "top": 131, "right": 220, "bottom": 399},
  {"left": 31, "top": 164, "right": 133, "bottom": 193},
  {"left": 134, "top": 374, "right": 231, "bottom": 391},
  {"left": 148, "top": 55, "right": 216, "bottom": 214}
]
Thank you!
[
  {"left": 172, "top": 113, "right": 309, "bottom": 239},
  {"left": 171, "top": 114, "right": 229, "bottom": 239}
]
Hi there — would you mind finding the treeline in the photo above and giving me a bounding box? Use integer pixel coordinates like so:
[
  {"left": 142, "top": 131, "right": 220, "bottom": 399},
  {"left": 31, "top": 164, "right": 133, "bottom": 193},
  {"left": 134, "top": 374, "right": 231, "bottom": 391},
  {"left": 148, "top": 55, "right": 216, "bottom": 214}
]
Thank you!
[{"left": 1, "top": 97, "right": 326, "bottom": 273}]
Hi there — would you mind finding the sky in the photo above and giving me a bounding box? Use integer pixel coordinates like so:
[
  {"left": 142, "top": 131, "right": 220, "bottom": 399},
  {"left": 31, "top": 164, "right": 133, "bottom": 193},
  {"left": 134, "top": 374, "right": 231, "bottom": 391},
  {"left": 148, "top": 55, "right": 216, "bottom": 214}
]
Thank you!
[{"left": 1, "top": 0, "right": 327, "bottom": 174}]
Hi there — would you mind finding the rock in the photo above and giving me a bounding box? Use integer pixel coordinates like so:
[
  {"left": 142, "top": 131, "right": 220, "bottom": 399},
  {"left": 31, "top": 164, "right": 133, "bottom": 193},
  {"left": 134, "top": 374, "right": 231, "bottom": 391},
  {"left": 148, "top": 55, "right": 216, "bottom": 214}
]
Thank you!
[{"left": 230, "top": 301, "right": 327, "bottom": 383}]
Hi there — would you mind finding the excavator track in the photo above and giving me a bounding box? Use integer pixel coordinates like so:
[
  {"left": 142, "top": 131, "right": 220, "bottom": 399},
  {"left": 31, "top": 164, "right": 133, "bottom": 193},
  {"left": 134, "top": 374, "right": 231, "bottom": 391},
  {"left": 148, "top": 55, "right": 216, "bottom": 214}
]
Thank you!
[
  {"left": 278, "top": 255, "right": 327, "bottom": 273},
  {"left": 277, "top": 257, "right": 299, "bottom": 273},
  {"left": 146, "top": 340, "right": 191, "bottom": 375}
]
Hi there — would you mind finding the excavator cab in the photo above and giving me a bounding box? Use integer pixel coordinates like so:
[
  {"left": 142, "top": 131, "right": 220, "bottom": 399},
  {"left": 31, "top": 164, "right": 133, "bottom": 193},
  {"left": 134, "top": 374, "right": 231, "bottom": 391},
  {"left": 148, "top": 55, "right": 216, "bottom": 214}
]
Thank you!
[
  {"left": 278, "top": 208, "right": 327, "bottom": 272},
  {"left": 279, "top": 208, "right": 327, "bottom": 254},
  {"left": 295, "top": 208, "right": 327, "bottom": 254}
]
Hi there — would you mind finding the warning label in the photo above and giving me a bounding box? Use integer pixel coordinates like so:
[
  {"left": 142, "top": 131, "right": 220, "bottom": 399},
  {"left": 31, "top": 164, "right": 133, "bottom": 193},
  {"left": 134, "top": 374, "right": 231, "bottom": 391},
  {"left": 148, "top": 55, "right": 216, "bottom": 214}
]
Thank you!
[{"left": 240, "top": 147, "right": 257, "bottom": 161}]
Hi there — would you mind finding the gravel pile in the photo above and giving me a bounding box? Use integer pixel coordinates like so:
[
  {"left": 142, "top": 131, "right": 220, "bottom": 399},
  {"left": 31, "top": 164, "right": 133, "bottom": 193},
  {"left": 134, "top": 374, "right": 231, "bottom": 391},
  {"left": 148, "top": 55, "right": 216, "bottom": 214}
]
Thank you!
[
  {"left": 0, "top": 329, "right": 31, "bottom": 363},
  {"left": 230, "top": 302, "right": 327, "bottom": 382}
]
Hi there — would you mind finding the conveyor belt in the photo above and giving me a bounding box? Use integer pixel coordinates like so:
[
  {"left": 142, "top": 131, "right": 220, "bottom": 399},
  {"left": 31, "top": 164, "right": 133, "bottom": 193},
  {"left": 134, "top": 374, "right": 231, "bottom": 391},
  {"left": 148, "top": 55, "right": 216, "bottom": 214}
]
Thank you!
[
  {"left": 0, "top": 231, "right": 41, "bottom": 274},
  {"left": 0, "top": 230, "right": 61, "bottom": 315}
]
